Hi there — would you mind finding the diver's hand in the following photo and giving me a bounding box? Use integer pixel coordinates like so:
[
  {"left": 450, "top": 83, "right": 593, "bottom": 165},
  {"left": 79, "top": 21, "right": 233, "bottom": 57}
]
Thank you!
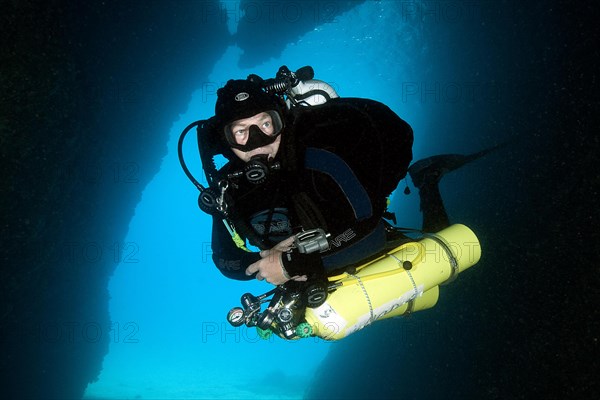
[
  {"left": 260, "top": 236, "right": 294, "bottom": 258},
  {"left": 245, "top": 237, "right": 307, "bottom": 285},
  {"left": 245, "top": 251, "right": 288, "bottom": 285}
]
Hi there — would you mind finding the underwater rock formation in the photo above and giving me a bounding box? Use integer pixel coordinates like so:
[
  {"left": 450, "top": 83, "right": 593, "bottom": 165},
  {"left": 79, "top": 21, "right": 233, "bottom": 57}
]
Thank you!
[
  {"left": 1, "top": 1, "right": 230, "bottom": 398},
  {"left": 305, "top": 2, "right": 599, "bottom": 399},
  {"left": 234, "top": 0, "right": 361, "bottom": 68}
]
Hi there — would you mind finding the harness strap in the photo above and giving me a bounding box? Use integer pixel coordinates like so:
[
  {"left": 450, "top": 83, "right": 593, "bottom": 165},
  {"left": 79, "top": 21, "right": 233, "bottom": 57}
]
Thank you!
[
  {"left": 291, "top": 191, "right": 329, "bottom": 231},
  {"left": 304, "top": 147, "right": 373, "bottom": 221}
]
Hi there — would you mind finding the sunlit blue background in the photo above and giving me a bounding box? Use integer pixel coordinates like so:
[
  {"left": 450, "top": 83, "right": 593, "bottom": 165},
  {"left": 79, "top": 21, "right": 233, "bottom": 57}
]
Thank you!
[{"left": 85, "top": 1, "right": 510, "bottom": 398}]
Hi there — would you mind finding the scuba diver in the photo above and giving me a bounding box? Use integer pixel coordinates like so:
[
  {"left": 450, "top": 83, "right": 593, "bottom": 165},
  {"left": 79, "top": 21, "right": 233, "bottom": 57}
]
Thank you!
[
  {"left": 206, "top": 73, "right": 412, "bottom": 285},
  {"left": 179, "top": 66, "right": 485, "bottom": 285}
]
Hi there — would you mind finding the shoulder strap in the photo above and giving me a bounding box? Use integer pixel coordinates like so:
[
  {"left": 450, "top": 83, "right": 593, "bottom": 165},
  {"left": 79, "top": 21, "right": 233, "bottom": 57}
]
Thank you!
[
  {"left": 291, "top": 191, "right": 328, "bottom": 231},
  {"left": 304, "top": 147, "right": 373, "bottom": 221}
]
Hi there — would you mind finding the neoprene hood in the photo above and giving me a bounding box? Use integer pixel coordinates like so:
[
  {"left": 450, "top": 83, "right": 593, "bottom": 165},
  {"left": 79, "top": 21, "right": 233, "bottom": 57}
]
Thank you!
[{"left": 215, "top": 79, "right": 278, "bottom": 125}]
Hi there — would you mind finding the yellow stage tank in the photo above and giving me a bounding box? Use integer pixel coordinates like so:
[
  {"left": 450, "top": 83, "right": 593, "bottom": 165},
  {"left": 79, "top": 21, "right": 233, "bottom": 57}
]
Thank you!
[{"left": 303, "top": 224, "right": 481, "bottom": 340}]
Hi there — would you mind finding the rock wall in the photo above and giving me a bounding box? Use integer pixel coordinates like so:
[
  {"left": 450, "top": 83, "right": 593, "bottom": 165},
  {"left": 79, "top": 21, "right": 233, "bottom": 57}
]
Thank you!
[
  {"left": 305, "top": 2, "right": 599, "bottom": 399},
  {"left": 1, "top": 1, "right": 229, "bottom": 398}
]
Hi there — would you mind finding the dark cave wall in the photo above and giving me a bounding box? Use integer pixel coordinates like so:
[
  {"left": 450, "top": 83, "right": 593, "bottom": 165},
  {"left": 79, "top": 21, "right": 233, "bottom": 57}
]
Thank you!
[
  {"left": 305, "top": 2, "right": 599, "bottom": 399},
  {"left": 1, "top": 1, "right": 230, "bottom": 398}
]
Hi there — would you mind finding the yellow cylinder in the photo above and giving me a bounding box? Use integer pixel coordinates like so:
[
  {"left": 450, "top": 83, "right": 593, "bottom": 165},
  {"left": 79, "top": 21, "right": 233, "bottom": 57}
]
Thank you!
[{"left": 304, "top": 224, "right": 481, "bottom": 340}]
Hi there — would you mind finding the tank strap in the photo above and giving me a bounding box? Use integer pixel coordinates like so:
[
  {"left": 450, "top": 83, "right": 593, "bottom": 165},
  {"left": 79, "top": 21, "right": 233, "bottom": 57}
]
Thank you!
[
  {"left": 386, "top": 226, "right": 460, "bottom": 285},
  {"left": 422, "top": 232, "right": 459, "bottom": 285}
]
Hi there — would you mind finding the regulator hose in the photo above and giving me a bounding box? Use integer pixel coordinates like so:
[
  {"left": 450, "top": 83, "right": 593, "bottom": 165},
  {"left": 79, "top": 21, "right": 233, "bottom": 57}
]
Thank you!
[{"left": 177, "top": 120, "right": 205, "bottom": 192}]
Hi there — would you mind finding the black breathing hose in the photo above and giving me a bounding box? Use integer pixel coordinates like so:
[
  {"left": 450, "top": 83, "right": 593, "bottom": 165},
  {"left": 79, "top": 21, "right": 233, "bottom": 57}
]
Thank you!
[
  {"left": 262, "top": 65, "right": 315, "bottom": 94},
  {"left": 177, "top": 120, "right": 206, "bottom": 192}
]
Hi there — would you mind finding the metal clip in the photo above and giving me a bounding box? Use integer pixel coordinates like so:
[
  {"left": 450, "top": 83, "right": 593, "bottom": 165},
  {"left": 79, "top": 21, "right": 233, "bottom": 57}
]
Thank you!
[
  {"left": 294, "top": 228, "right": 330, "bottom": 254},
  {"left": 216, "top": 180, "right": 229, "bottom": 214}
]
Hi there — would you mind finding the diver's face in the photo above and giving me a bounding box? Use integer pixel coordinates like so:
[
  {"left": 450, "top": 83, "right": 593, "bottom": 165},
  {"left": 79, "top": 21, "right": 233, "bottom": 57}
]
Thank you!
[{"left": 230, "top": 112, "right": 281, "bottom": 162}]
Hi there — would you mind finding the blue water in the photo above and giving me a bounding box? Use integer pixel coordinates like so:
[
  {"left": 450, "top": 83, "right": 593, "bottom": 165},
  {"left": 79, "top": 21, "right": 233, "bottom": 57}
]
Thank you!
[{"left": 85, "top": 1, "right": 512, "bottom": 398}]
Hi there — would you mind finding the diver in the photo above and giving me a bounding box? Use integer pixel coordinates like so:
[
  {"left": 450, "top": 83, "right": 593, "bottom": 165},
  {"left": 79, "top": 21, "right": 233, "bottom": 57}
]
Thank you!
[{"left": 180, "top": 67, "right": 492, "bottom": 286}]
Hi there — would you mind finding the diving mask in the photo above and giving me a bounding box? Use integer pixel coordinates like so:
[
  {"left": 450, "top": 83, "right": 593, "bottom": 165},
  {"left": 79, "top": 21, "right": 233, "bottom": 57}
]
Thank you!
[{"left": 224, "top": 110, "right": 284, "bottom": 152}]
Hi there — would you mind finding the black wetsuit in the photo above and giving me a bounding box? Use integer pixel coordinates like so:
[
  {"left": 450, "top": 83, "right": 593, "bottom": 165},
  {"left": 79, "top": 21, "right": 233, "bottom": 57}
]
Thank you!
[{"left": 210, "top": 98, "right": 414, "bottom": 280}]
